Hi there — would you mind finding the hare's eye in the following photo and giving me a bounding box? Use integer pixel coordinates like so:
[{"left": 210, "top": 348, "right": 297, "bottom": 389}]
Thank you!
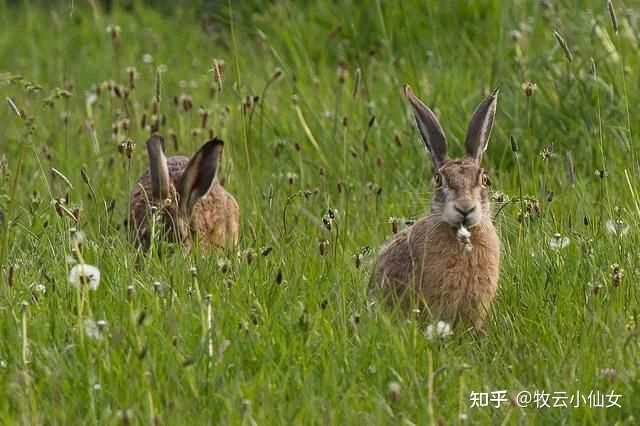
[
  {"left": 433, "top": 174, "right": 443, "bottom": 188},
  {"left": 482, "top": 174, "right": 491, "bottom": 187}
]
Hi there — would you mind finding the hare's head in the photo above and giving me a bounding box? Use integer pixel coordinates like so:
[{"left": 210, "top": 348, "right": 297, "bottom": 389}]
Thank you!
[
  {"left": 404, "top": 85, "right": 498, "bottom": 229},
  {"left": 142, "top": 134, "right": 223, "bottom": 247}
]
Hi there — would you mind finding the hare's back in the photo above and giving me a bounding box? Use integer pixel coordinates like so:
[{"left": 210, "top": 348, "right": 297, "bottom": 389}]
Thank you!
[
  {"left": 372, "top": 217, "right": 438, "bottom": 291},
  {"left": 191, "top": 183, "right": 239, "bottom": 247}
]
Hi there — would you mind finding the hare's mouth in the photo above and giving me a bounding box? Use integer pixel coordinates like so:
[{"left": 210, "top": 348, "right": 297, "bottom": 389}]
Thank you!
[
  {"left": 444, "top": 214, "right": 480, "bottom": 229},
  {"left": 463, "top": 218, "right": 480, "bottom": 228}
]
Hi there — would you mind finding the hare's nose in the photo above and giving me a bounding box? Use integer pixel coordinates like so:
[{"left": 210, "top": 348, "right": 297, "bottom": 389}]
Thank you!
[{"left": 455, "top": 205, "right": 476, "bottom": 217}]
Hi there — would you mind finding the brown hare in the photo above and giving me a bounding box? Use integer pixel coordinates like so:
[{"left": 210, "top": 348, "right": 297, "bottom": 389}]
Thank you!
[
  {"left": 129, "top": 134, "right": 239, "bottom": 250},
  {"left": 371, "top": 85, "right": 500, "bottom": 330}
]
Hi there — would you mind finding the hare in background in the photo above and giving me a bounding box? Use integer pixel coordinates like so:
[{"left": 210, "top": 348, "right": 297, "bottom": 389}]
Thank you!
[
  {"left": 129, "top": 135, "right": 239, "bottom": 251},
  {"left": 372, "top": 86, "right": 501, "bottom": 330}
]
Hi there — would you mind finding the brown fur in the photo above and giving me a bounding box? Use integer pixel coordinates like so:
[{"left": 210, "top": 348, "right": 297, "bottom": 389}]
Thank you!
[
  {"left": 371, "top": 86, "right": 501, "bottom": 329},
  {"left": 372, "top": 203, "right": 500, "bottom": 329},
  {"left": 129, "top": 155, "right": 239, "bottom": 250}
]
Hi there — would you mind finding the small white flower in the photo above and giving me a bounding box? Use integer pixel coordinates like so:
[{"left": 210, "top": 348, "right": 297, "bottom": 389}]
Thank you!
[
  {"left": 84, "top": 319, "right": 107, "bottom": 341},
  {"left": 0, "top": 360, "right": 7, "bottom": 368},
  {"left": 84, "top": 319, "right": 103, "bottom": 340},
  {"left": 70, "top": 228, "right": 87, "bottom": 246},
  {"left": 387, "top": 381, "right": 401, "bottom": 401},
  {"left": 285, "top": 172, "right": 299, "bottom": 183},
  {"left": 216, "top": 259, "right": 231, "bottom": 273},
  {"left": 93, "top": 383, "right": 102, "bottom": 391},
  {"left": 142, "top": 53, "right": 153, "bottom": 64},
  {"left": 105, "top": 24, "right": 120, "bottom": 33},
  {"left": 31, "top": 283, "right": 47, "bottom": 295},
  {"left": 85, "top": 93, "right": 97, "bottom": 106},
  {"left": 69, "top": 264, "right": 101, "bottom": 290},
  {"left": 606, "top": 219, "right": 629, "bottom": 237},
  {"left": 549, "top": 233, "right": 570, "bottom": 250},
  {"left": 152, "top": 281, "right": 167, "bottom": 295},
  {"left": 599, "top": 367, "right": 616, "bottom": 380},
  {"left": 425, "top": 321, "right": 453, "bottom": 340}
]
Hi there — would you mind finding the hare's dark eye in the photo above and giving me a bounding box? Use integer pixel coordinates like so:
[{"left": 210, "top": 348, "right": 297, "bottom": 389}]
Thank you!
[
  {"left": 433, "top": 174, "right": 443, "bottom": 188},
  {"left": 481, "top": 173, "right": 491, "bottom": 187}
]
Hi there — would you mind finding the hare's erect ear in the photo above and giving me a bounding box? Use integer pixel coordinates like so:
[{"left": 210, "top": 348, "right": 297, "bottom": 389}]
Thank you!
[
  {"left": 178, "top": 138, "right": 224, "bottom": 214},
  {"left": 404, "top": 85, "right": 447, "bottom": 169},
  {"left": 465, "top": 89, "right": 498, "bottom": 163},
  {"left": 147, "top": 134, "right": 170, "bottom": 202}
]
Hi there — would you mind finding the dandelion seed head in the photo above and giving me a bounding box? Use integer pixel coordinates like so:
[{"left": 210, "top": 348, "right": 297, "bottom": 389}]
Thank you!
[
  {"left": 152, "top": 281, "right": 166, "bottom": 295},
  {"left": 70, "top": 228, "right": 87, "bottom": 246},
  {"left": 31, "top": 283, "right": 46, "bottom": 295},
  {"left": 84, "top": 319, "right": 103, "bottom": 340},
  {"left": 549, "top": 233, "right": 570, "bottom": 250},
  {"left": 599, "top": 367, "right": 617, "bottom": 381},
  {"left": 425, "top": 321, "right": 453, "bottom": 340},
  {"left": 86, "top": 92, "right": 97, "bottom": 106},
  {"left": 606, "top": 219, "right": 629, "bottom": 237},
  {"left": 457, "top": 226, "right": 471, "bottom": 241},
  {"left": 69, "top": 264, "right": 101, "bottom": 290},
  {"left": 387, "top": 381, "right": 401, "bottom": 402}
]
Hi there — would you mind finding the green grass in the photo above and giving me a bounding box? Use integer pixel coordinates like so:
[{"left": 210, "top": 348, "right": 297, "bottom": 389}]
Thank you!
[{"left": 1, "top": 0, "right": 639, "bottom": 424}]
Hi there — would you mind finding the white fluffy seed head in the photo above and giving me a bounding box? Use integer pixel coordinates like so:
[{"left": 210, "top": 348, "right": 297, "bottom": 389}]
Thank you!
[
  {"left": 457, "top": 225, "right": 471, "bottom": 241},
  {"left": 69, "top": 264, "right": 101, "bottom": 290},
  {"left": 457, "top": 225, "right": 473, "bottom": 255}
]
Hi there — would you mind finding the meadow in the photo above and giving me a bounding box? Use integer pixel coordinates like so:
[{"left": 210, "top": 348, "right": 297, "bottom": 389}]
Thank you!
[{"left": 0, "top": 0, "right": 639, "bottom": 424}]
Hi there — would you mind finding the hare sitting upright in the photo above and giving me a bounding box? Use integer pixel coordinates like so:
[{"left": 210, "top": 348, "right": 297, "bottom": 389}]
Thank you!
[
  {"left": 371, "top": 86, "right": 500, "bottom": 330},
  {"left": 129, "top": 134, "right": 239, "bottom": 251}
]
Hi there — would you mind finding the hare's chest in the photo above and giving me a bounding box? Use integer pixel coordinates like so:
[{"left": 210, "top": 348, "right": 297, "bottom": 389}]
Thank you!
[{"left": 419, "top": 231, "right": 500, "bottom": 320}]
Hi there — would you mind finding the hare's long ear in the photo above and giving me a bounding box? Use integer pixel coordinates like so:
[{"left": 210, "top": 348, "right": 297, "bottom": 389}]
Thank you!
[
  {"left": 178, "top": 138, "right": 223, "bottom": 214},
  {"left": 404, "top": 85, "right": 447, "bottom": 170},
  {"left": 465, "top": 89, "right": 498, "bottom": 163},
  {"left": 147, "top": 134, "right": 170, "bottom": 202}
]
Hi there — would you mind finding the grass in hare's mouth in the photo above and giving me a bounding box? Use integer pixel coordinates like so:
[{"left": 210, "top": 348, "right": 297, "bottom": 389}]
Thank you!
[{"left": 0, "top": 0, "right": 639, "bottom": 424}]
